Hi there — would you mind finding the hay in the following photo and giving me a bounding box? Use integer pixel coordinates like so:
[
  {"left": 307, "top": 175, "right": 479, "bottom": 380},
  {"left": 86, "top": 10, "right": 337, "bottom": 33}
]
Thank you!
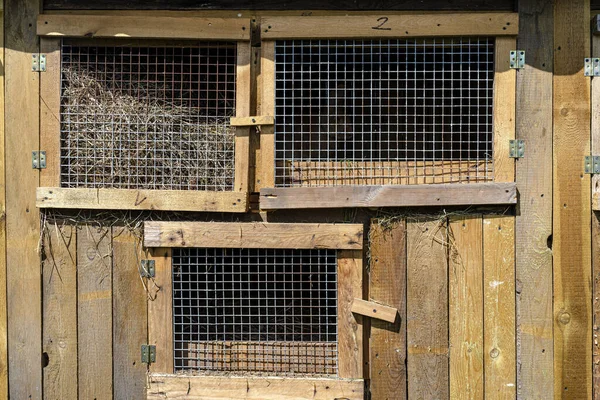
[{"left": 61, "top": 67, "right": 235, "bottom": 190}]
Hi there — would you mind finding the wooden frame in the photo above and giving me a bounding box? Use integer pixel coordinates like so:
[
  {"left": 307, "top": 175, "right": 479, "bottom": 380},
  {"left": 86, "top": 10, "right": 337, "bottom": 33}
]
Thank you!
[
  {"left": 36, "top": 37, "right": 252, "bottom": 212},
  {"left": 144, "top": 222, "right": 364, "bottom": 393},
  {"left": 258, "top": 21, "right": 518, "bottom": 209}
]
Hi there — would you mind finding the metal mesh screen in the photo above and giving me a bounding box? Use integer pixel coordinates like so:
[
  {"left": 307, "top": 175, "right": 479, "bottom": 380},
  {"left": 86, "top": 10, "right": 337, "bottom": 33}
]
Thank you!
[
  {"left": 274, "top": 38, "right": 495, "bottom": 187},
  {"left": 60, "top": 41, "right": 237, "bottom": 190},
  {"left": 172, "top": 248, "right": 338, "bottom": 375}
]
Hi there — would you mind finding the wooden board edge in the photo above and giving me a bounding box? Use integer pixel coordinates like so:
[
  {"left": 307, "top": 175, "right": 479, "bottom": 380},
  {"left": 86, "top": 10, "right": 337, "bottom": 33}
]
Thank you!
[
  {"left": 39, "top": 37, "right": 61, "bottom": 187},
  {"left": 147, "top": 248, "right": 173, "bottom": 374}
]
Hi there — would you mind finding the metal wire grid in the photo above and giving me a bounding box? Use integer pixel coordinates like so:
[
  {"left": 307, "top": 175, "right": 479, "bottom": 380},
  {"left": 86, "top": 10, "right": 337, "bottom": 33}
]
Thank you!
[
  {"left": 60, "top": 41, "right": 237, "bottom": 190},
  {"left": 172, "top": 248, "right": 338, "bottom": 375},
  {"left": 274, "top": 38, "right": 495, "bottom": 187}
]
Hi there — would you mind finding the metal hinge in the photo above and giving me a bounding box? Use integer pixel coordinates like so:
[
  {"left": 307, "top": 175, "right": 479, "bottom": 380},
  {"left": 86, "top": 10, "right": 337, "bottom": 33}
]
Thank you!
[
  {"left": 585, "top": 156, "right": 600, "bottom": 174},
  {"left": 585, "top": 58, "right": 600, "bottom": 76},
  {"left": 32, "top": 54, "right": 46, "bottom": 72},
  {"left": 140, "top": 260, "right": 155, "bottom": 278},
  {"left": 509, "top": 140, "right": 525, "bottom": 158},
  {"left": 510, "top": 50, "right": 525, "bottom": 69},
  {"left": 141, "top": 345, "right": 156, "bottom": 364},
  {"left": 32, "top": 151, "right": 46, "bottom": 169}
]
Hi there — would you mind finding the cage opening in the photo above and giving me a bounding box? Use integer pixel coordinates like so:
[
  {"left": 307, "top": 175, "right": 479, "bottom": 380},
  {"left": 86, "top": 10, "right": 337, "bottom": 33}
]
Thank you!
[
  {"left": 274, "top": 38, "right": 495, "bottom": 187},
  {"left": 172, "top": 248, "right": 338, "bottom": 376},
  {"left": 60, "top": 40, "right": 237, "bottom": 191}
]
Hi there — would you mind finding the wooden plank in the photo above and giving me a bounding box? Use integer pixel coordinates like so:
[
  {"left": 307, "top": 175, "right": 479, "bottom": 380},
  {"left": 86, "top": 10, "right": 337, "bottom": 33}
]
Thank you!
[
  {"left": 42, "top": 0, "right": 516, "bottom": 11},
  {"left": 406, "top": 217, "right": 449, "bottom": 399},
  {"left": 77, "top": 225, "right": 112, "bottom": 400},
  {"left": 515, "top": 0, "right": 554, "bottom": 397},
  {"left": 234, "top": 41, "right": 251, "bottom": 193},
  {"left": 553, "top": 0, "right": 592, "bottom": 398},
  {"left": 147, "top": 248, "right": 173, "bottom": 374},
  {"left": 144, "top": 222, "right": 364, "bottom": 249},
  {"left": 493, "top": 37, "right": 516, "bottom": 183},
  {"left": 369, "top": 220, "right": 407, "bottom": 400},
  {"left": 351, "top": 298, "right": 397, "bottom": 323},
  {"left": 483, "top": 215, "right": 516, "bottom": 398},
  {"left": 259, "top": 183, "right": 517, "bottom": 210},
  {"left": 258, "top": 40, "right": 275, "bottom": 190},
  {"left": 39, "top": 38, "right": 61, "bottom": 187},
  {"left": 261, "top": 14, "right": 518, "bottom": 39},
  {"left": 37, "top": 187, "right": 248, "bottom": 212},
  {"left": 594, "top": 32, "right": 600, "bottom": 400},
  {"left": 112, "top": 228, "right": 147, "bottom": 399},
  {"left": 5, "top": 0, "right": 42, "bottom": 397},
  {"left": 42, "top": 224, "right": 77, "bottom": 400},
  {"left": 337, "top": 250, "right": 363, "bottom": 379},
  {"left": 147, "top": 374, "right": 364, "bottom": 400},
  {"left": 0, "top": 8, "right": 7, "bottom": 399},
  {"left": 230, "top": 115, "right": 274, "bottom": 126},
  {"left": 37, "top": 14, "right": 250, "bottom": 40},
  {"left": 449, "top": 215, "right": 484, "bottom": 399}
]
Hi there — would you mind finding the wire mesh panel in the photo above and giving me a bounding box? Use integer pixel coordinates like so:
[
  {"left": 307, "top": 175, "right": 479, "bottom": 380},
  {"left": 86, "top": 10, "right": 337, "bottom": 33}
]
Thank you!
[
  {"left": 60, "top": 40, "right": 237, "bottom": 190},
  {"left": 172, "top": 248, "right": 338, "bottom": 376},
  {"left": 274, "top": 38, "right": 495, "bottom": 187}
]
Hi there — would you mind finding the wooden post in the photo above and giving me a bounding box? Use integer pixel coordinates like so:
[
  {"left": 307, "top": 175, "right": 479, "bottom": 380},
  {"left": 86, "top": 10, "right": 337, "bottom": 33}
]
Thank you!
[
  {"left": 5, "top": 0, "right": 41, "bottom": 398},
  {"left": 0, "top": 3, "right": 7, "bottom": 397}
]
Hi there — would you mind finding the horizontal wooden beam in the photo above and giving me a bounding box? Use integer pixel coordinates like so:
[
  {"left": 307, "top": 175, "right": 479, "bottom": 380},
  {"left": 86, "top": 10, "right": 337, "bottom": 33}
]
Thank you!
[
  {"left": 351, "top": 298, "right": 398, "bottom": 323},
  {"left": 261, "top": 13, "right": 518, "bottom": 39},
  {"left": 37, "top": 187, "right": 247, "bottom": 212},
  {"left": 260, "top": 183, "right": 517, "bottom": 209},
  {"left": 144, "top": 221, "right": 364, "bottom": 249},
  {"left": 230, "top": 115, "right": 274, "bottom": 126},
  {"left": 147, "top": 374, "right": 364, "bottom": 400},
  {"left": 37, "top": 14, "right": 250, "bottom": 40}
]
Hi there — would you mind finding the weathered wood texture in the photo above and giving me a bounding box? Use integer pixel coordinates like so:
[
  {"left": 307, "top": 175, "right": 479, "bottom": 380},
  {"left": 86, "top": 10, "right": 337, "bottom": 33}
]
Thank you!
[
  {"left": 37, "top": 187, "right": 248, "bottom": 212},
  {"left": 260, "top": 183, "right": 517, "bottom": 209},
  {"left": 147, "top": 374, "right": 364, "bottom": 400},
  {"left": 369, "top": 220, "right": 407, "bottom": 400},
  {"left": 0, "top": 8, "right": 7, "bottom": 398},
  {"left": 5, "top": 0, "right": 42, "bottom": 397},
  {"left": 39, "top": 38, "right": 61, "bottom": 188},
  {"left": 258, "top": 40, "right": 275, "bottom": 190},
  {"left": 42, "top": 224, "right": 77, "bottom": 400},
  {"left": 483, "top": 216, "right": 516, "bottom": 398},
  {"left": 515, "top": 0, "right": 555, "bottom": 397},
  {"left": 234, "top": 41, "right": 251, "bottom": 193},
  {"left": 112, "top": 228, "right": 147, "bottom": 400},
  {"left": 553, "top": 0, "right": 592, "bottom": 398},
  {"left": 148, "top": 248, "right": 173, "bottom": 374},
  {"left": 261, "top": 13, "right": 518, "bottom": 39},
  {"left": 77, "top": 226, "right": 113, "bottom": 399},
  {"left": 144, "top": 222, "right": 364, "bottom": 249},
  {"left": 43, "top": 0, "right": 516, "bottom": 10},
  {"left": 449, "top": 216, "right": 484, "bottom": 399},
  {"left": 37, "top": 14, "right": 250, "bottom": 39},
  {"left": 592, "top": 32, "right": 600, "bottom": 400},
  {"left": 352, "top": 298, "right": 397, "bottom": 324},
  {"left": 406, "top": 217, "right": 449, "bottom": 399}
]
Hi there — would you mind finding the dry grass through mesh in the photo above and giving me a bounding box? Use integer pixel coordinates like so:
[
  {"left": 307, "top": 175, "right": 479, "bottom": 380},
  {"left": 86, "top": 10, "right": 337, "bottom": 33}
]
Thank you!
[{"left": 61, "top": 67, "right": 235, "bottom": 191}]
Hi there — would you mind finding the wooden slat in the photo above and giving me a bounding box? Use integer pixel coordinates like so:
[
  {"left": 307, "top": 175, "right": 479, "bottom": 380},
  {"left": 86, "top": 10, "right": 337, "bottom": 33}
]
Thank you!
[
  {"left": 37, "top": 14, "right": 250, "bottom": 40},
  {"left": 113, "top": 228, "right": 147, "bottom": 399},
  {"left": 258, "top": 40, "right": 275, "bottom": 190},
  {"left": 147, "top": 374, "right": 364, "bottom": 400},
  {"left": 144, "top": 222, "right": 364, "bottom": 249},
  {"left": 37, "top": 187, "right": 248, "bottom": 212},
  {"left": 553, "top": 0, "right": 592, "bottom": 398},
  {"left": 42, "top": 224, "right": 77, "bottom": 400},
  {"left": 230, "top": 115, "right": 274, "bottom": 126},
  {"left": 406, "top": 217, "right": 449, "bottom": 399},
  {"left": 39, "top": 38, "right": 61, "bottom": 187},
  {"left": 493, "top": 37, "right": 516, "bottom": 183},
  {"left": 260, "top": 183, "right": 517, "bottom": 209},
  {"left": 5, "top": 0, "right": 42, "bottom": 397},
  {"left": 369, "top": 220, "right": 407, "bottom": 400},
  {"left": 337, "top": 250, "right": 363, "bottom": 379},
  {"left": 148, "top": 248, "right": 173, "bottom": 374},
  {"left": 0, "top": 9, "right": 7, "bottom": 398},
  {"left": 449, "top": 215, "right": 484, "bottom": 399},
  {"left": 351, "top": 298, "right": 397, "bottom": 323},
  {"left": 515, "top": 0, "right": 554, "bottom": 396},
  {"left": 261, "top": 13, "right": 518, "bottom": 39},
  {"left": 234, "top": 41, "right": 251, "bottom": 193},
  {"left": 483, "top": 215, "right": 516, "bottom": 398},
  {"left": 77, "top": 225, "right": 112, "bottom": 400},
  {"left": 593, "top": 31, "right": 600, "bottom": 400}
]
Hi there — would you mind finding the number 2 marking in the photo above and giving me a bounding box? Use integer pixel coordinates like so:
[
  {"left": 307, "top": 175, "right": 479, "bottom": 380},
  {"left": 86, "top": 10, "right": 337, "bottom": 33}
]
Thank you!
[{"left": 372, "top": 17, "right": 391, "bottom": 31}]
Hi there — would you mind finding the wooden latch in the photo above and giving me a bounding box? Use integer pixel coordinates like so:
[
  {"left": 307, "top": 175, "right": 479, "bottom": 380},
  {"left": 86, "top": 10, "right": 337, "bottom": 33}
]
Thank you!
[
  {"left": 351, "top": 298, "right": 398, "bottom": 323},
  {"left": 230, "top": 116, "right": 275, "bottom": 127}
]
